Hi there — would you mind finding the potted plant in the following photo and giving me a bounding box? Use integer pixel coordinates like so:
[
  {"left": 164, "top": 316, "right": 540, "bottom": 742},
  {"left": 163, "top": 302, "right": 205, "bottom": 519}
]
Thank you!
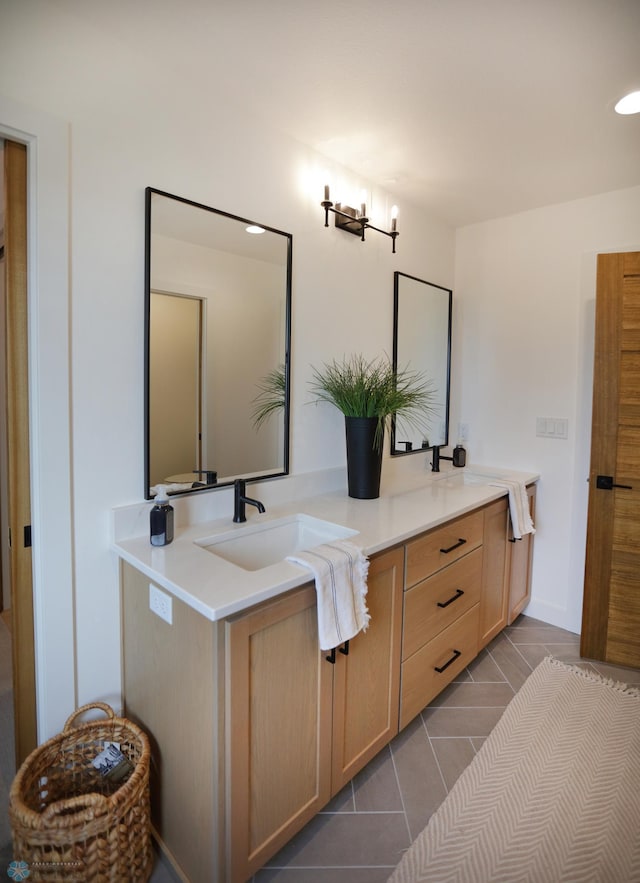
[{"left": 310, "top": 354, "right": 436, "bottom": 499}]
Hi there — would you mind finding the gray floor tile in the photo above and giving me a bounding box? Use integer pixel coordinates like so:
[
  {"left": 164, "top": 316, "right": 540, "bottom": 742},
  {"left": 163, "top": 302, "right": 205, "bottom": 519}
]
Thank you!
[
  {"left": 466, "top": 648, "right": 508, "bottom": 682},
  {"left": 470, "top": 737, "right": 486, "bottom": 752},
  {"left": 353, "top": 746, "right": 403, "bottom": 813},
  {"left": 515, "top": 642, "right": 550, "bottom": 669},
  {"left": 428, "top": 680, "right": 515, "bottom": 708},
  {"left": 486, "top": 633, "right": 534, "bottom": 690},
  {"left": 422, "top": 704, "right": 506, "bottom": 739},
  {"left": 452, "top": 668, "right": 472, "bottom": 682},
  {"left": 390, "top": 717, "right": 446, "bottom": 840},
  {"left": 430, "top": 738, "right": 476, "bottom": 791},
  {"left": 324, "top": 783, "right": 355, "bottom": 813},
  {"left": 256, "top": 868, "right": 392, "bottom": 882},
  {"left": 264, "top": 811, "right": 409, "bottom": 869},
  {"left": 506, "top": 624, "right": 578, "bottom": 644}
]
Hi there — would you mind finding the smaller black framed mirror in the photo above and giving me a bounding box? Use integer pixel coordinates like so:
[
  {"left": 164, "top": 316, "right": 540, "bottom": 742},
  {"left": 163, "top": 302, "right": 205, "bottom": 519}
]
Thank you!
[{"left": 391, "top": 272, "right": 452, "bottom": 454}]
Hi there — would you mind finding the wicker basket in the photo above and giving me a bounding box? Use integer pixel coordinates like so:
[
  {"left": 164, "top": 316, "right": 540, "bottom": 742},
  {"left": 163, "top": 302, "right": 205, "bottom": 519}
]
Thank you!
[{"left": 9, "top": 702, "right": 152, "bottom": 882}]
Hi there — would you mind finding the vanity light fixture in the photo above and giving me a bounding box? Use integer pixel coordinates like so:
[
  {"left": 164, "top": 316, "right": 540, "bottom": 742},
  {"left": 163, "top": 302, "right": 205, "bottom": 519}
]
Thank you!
[
  {"left": 245, "top": 224, "right": 266, "bottom": 234},
  {"left": 321, "top": 185, "right": 399, "bottom": 253},
  {"left": 614, "top": 90, "right": 640, "bottom": 114}
]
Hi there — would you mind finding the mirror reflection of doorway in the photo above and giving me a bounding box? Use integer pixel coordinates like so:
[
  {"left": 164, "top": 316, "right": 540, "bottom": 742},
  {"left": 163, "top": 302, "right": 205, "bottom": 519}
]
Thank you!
[{"left": 149, "top": 291, "right": 203, "bottom": 488}]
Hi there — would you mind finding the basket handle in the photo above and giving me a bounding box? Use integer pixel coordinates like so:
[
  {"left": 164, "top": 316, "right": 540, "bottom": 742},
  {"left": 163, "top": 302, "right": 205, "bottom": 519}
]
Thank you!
[
  {"left": 63, "top": 702, "right": 116, "bottom": 732},
  {"left": 40, "top": 790, "right": 109, "bottom": 823}
]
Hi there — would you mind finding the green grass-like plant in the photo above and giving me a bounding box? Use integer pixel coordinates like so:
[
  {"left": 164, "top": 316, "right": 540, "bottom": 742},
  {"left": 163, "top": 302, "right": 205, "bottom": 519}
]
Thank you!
[
  {"left": 251, "top": 364, "right": 286, "bottom": 431},
  {"left": 310, "top": 354, "right": 436, "bottom": 451}
]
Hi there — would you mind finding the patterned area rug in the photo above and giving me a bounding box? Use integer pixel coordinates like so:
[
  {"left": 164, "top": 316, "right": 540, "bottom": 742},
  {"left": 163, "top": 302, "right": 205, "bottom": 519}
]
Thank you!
[{"left": 388, "top": 656, "right": 640, "bottom": 883}]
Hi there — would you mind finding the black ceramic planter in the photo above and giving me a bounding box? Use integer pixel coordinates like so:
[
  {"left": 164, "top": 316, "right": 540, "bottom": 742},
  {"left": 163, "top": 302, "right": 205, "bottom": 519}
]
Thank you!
[{"left": 344, "top": 416, "right": 383, "bottom": 499}]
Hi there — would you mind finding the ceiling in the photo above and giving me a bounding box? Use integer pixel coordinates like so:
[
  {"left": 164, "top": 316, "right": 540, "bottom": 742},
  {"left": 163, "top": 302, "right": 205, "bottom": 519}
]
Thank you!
[{"left": 47, "top": 0, "right": 640, "bottom": 226}]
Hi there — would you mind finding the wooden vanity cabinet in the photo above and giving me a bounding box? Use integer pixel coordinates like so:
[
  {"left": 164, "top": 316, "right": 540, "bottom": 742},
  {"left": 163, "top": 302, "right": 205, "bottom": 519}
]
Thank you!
[
  {"left": 120, "top": 486, "right": 536, "bottom": 882},
  {"left": 226, "top": 546, "right": 403, "bottom": 883}
]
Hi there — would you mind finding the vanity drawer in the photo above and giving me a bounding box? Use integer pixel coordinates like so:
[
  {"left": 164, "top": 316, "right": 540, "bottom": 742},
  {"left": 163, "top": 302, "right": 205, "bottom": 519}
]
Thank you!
[
  {"left": 405, "top": 510, "right": 484, "bottom": 588},
  {"left": 402, "top": 546, "right": 482, "bottom": 660},
  {"left": 400, "top": 603, "right": 479, "bottom": 730}
]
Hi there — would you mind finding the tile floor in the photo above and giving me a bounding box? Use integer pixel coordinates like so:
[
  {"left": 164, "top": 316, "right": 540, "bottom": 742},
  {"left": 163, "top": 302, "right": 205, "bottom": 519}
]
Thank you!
[{"left": 3, "top": 615, "right": 639, "bottom": 883}]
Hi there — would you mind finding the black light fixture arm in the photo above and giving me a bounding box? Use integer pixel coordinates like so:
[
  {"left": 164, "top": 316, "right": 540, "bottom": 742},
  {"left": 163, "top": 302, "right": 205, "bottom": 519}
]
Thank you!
[{"left": 321, "top": 192, "right": 399, "bottom": 253}]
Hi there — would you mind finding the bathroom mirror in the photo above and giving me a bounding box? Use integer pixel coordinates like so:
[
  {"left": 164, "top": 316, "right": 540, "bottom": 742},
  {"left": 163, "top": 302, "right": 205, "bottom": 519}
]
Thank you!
[
  {"left": 391, "top": 272, "right": 452, "bottom": 454},
  {"left": 144, "top": 188, "right": 292, "bottom": 498}
]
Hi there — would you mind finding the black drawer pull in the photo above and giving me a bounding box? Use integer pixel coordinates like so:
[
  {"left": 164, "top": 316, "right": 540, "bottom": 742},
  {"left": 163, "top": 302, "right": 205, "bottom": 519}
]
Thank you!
[
  {"left": 434, "top": 649, "right": 462, "bottom": 673},
  {"left": 440, "top": 538, "right": 467, "bottom": 554},
  {"left": 326, "top": 648, "right": 336, "bottom": 664},
  {"left": 437, "top": 588, "right": 464, "bottom": 608},
  {"left": 340, "top": 640, "right": 350, "bottom": 656}
]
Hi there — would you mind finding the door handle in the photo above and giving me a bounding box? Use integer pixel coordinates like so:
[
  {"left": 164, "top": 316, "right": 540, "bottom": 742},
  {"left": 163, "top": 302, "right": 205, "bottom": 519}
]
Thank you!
[{"left": 596, "top": 475, "right": 633, "bottom": 491}]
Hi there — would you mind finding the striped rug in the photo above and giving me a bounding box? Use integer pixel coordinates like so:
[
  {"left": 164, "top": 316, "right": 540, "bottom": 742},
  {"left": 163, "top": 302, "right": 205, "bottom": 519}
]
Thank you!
[{"left": 388, "top": 656, "right": 640, "bottom": 883}]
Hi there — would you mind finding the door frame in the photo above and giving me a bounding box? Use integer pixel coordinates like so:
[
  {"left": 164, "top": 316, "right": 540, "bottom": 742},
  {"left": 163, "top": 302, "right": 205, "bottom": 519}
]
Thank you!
[{"left": 0, "top": 98, "right": 76, "bottom": 742}]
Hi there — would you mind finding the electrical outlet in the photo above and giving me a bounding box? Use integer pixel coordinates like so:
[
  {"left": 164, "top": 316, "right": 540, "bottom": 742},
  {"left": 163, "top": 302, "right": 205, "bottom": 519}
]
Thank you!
[{"left": 149, "top": 584, "right": 172, "bottom": 624}]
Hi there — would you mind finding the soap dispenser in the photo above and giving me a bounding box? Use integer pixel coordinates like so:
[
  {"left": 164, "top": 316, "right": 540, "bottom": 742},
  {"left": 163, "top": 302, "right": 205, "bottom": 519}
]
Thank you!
[
  {"left": 150, "top": 485, "right": 174, "bottom": 546},
  {"left": 453, "top": 444, "right": 467, "bottom": 468}
]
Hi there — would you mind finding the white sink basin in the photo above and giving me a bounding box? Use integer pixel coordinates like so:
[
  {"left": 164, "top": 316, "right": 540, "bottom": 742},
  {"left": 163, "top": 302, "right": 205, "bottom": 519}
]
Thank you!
[{"left": 195, "top": 514, "right": 358, "bottom": 571}]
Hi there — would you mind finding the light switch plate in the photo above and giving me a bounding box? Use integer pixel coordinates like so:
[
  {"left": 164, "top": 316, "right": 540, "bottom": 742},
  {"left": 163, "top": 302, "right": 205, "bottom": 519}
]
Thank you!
[{"left": 536, "top": 417, "right": 568, "bottom": 439}]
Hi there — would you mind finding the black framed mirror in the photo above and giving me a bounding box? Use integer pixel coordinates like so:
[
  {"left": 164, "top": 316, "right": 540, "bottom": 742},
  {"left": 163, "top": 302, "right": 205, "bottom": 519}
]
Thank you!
[
  {"left": 391, "top": 271, "right": 452, "bottom": 455},
  {"left": 144, "top": 188, "right": 292, "bottom": 498}
]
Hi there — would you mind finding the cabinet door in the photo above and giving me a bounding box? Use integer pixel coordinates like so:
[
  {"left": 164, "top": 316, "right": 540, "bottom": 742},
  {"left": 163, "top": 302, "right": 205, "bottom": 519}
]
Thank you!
[
  {"left": 330, "top": 547, "right": 404, "bottom": 794},
  {"left": 478, "top": 496, "right": 510, "bottom": 648},
  {"left": 226, "top": 585, "right": 333, "bottom": 883},
  {"left": 507, "top": 485, "right": 536, "bottom": 624}
]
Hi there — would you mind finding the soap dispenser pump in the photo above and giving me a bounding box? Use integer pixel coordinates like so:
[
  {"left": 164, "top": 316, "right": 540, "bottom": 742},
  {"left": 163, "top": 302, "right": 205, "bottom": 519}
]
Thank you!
[{"left": 150, "top": 485, "right": 174, "bottom": 546}]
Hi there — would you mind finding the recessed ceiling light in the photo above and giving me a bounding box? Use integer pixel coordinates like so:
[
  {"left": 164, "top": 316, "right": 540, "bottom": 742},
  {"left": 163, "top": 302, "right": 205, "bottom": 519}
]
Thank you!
[
  {"left": 614, "top": 91, "right": 640, "bottom": 115},
  {"left": 245, "top": 225, "right": 265, "bottom": 234}
]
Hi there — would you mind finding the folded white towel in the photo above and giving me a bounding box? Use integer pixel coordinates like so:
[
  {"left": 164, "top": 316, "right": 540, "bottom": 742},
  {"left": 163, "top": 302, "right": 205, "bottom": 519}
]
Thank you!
[
  {"left": 488, "top": 479, "right": 535, "bottom": 540},
  {"left": 287, "top": 540, "right": 370, "bottom": 651}
]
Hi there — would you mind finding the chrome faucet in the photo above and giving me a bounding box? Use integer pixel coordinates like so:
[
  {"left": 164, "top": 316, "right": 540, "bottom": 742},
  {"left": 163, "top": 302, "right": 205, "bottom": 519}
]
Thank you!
[{"left": 233, "top": 478, "right": 266, "bottom": 523}]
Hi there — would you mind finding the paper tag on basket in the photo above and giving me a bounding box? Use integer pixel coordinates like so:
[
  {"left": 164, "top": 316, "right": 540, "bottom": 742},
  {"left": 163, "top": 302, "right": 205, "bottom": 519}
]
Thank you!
[{"left": 92, "top": 742, "right": 133, "bottom": 782}]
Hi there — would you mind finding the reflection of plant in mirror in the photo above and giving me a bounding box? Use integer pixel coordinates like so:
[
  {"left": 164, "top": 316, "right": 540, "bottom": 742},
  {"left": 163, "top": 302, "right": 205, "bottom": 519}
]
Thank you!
[
  {"left": 252, "top": 365, "right": 286, "bottom": 430},
  {"left": 309, "top": 354, "right": 437, "bottom": 451}
]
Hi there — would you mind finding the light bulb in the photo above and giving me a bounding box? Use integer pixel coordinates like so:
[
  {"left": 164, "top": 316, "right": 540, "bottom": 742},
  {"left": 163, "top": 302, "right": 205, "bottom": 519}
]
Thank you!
[{"left": 615, "top": 91, "right": 640, "bottom": 115}]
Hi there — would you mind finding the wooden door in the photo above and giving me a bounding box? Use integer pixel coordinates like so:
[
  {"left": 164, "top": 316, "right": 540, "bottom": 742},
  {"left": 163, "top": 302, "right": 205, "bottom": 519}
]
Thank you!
[
  {"left": 331, "top": 546, "right": 403, "bottom": 793},
  {"left": 227, "top": 585, "right": 333, "bottom": 883},
  {"left": 582, "top": 252, "right": 640, "bottom": 668},
  {"left": 4, "top": 140, "right": 36, "bottom": 762}
]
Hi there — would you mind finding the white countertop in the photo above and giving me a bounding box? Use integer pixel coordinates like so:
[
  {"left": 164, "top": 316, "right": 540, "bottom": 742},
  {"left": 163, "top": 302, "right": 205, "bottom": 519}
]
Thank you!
[{"left": 114, "top": 467, "right": 538, "bottom": 622}]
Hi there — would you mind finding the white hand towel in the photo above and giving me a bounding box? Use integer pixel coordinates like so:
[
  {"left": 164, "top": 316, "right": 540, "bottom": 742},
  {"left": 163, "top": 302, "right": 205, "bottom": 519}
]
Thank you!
[
  {"left": 489, "top": 479, "right": 535, "bottom": 540},
  {"left": 287, "top": 540, "right": 370, "bottom": 651}
]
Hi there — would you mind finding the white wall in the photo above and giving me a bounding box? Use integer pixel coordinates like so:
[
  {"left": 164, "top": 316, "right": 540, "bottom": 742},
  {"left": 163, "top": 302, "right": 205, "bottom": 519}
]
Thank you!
[
  {"left": 0, "top": 4, "right": 455, "bottom": 737},
  {"left": 454, "top": 187, "right": 640, "bottom": 632}
]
